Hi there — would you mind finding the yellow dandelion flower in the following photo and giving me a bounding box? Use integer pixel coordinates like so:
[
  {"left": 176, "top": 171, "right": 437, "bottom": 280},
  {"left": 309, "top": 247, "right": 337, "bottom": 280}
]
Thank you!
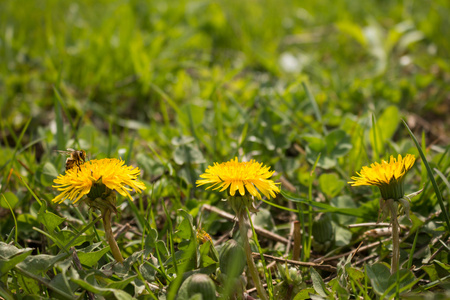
[
  {"left": 196, "top": 228, "right": 212, "bottom": 244},
  {"left": 349, "top": 154, "right": 415, "bottom": 200},
  {"left": 52, "top": 158, "right": 146, "bottom": 204},
  {"left": 196, "top": 157, "right": 280, "bottom": 200}
]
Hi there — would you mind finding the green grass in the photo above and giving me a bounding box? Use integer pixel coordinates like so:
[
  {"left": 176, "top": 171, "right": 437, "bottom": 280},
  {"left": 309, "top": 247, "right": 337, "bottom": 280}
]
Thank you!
[{"left": 1, "top": 0, "right": 450, "bottom": 299}]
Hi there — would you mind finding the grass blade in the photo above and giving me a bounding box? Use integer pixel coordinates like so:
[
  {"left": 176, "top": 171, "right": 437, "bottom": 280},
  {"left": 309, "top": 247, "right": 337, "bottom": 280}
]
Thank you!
[
  {"left": 33, "top": 227, "right": 69, "bottom": 254},
  {"left": 402, "top": 120, "right": 450, "bottom": 233},
  {"left": 407, "top": 229, "right": 420, "bottom": 269},
  {"left": 282, "top": 190, "right": 371, "bottom": 218},
  {"left": 302, "top": 81, "right": 327, "bottom": 134},
  {"left": 1, "top": 118, "right": 31, "bottom": 190},
  {"left": 1, "top": 194, "right": 18, "bottom": 244},
  {"left": 305, "top": 152, "right": 321, "bottom": 261},
  {"left": 371, "top": 114, "right": 379, "bottom": 162},
  {"left": 261, "top": 198, "right": 298, "bottom": 212},
  {"left": 434, "top": 168, "right": 450, "bottom": 195},
  {"left": 53, "top": 88, "right": 66, "bottom": 151},
  {"left": 16, "top": 173, "right": 42, "bottom": 206},
  {"left": 63, "top": 215, "right": 101, "bottom": 250}
]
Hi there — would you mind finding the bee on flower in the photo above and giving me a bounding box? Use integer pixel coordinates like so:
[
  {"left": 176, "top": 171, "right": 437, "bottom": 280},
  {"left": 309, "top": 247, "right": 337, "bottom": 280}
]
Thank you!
[
  {"left": 55, "top": 148, "right": 87, "bottom": 171},
  {"left": 52, "top": 158, "right": 146, "bottom": 206},
  {"left": 52, "top": 158, "right": 146, "bottom": 263}
]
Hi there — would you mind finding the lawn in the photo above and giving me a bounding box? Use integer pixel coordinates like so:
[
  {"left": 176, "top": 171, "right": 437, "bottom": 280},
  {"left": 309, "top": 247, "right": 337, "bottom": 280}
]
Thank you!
[{"left": 0, "top": 0, "right": 449, "bottom": 299}]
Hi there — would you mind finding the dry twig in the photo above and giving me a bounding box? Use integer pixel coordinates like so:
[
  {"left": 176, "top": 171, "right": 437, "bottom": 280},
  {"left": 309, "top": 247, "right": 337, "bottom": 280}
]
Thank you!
[
  {"left": 253, "top": 253, "right": 336, "bottom": 272},
  {"left": 202, "top": 204, "right": 290, "bottom": 245}
]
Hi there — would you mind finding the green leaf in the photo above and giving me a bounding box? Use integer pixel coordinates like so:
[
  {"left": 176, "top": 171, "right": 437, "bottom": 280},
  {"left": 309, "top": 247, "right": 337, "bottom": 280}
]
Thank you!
[
  {"left": 302, "top": 134, "right": 326, "bottom": 152},
  {"left": 107, "top": 275, "right": 138, "bottom": 290},
  {"left": 176, "top": 217, "right": 192, "bottom": 240},
  {"left": 178, "top": 209, "right": 196, "bottom": 238},
  {"left": 172, "top": 136, "right": 196, "bottom": 146},
  {"left": 144, "top": 228, "right": 158, "bottom": 257},
  {"left": 366, "top": 263, "right": 417, "bottom": 297},
  {"left": 38, "top": 207, "right": 65, "bottom": 233},
  {"left": 304, "top": 130, "right": 352, "bottom": 169},
  {"left": 17, "top": 213, "right": 39, "bottom": 232},
  {"left": 166, "top": 238, "right": 197, "bottom": 275},
  {"left": 260, "top": 108, "right": 290, "bottom": 150},
  {"left": 173, "top": 144, "right": 205, "bottom": 165},
  {"left": 17, "top": 252, "right": 69, "bottom": 274},
  {"left": 156, "top": 240, "right": 169, "bottom": 261},
  {"left": 77, "top": 241, "right": 102, "bottom": 253},
  {"left": 382, "top": 269, "right": 417, "bottom": 298},
  {"left": 178, "top": 104, "right": 206, "bottom": 128},
  {"left": 366, "top": 263, "right": 391, "bottom": 295},
  {"left": 334, "top": 225, "right": 352, "bottom": 247},
  {"left": 370, "top": 106, "right": 400, "bottom": 155},
  {"left": 71, "top": 278, "right": 134, "bottom": 299},
  {"left": 293, "top": 288, "right": 316, "bottom": 300},
  {"left": 434, "top": 260, "right": 450, "bottom": 273},
  {"left": 131, "top": 278, "right": 147, "bottom": 296},
  {"left": 318, "top": 173, "right": 346, "bottom": 198},
  {"left": 325, "top": 129, "right": 352, "bottom": 158},
  {"left": 421, "top": 264, "right": 439, "bottom": 282},
  {"left": 139, "top": 262, "right": 156, "bottom": 282},
  {"left": 330, "top": 196, "right": 357, "bottom": 225},
  {"left": 0, "top": 243, "right": 33, "bottom": 276},
  {"left": 0, "top": 192, "right": 19, "bottom": 209},
  {"left": 177, "top": 165, "right": 202, "bottom": 186},
  {"left": 49, "top": 273, "right": 79, "bottom": 295},
  {"left": 41, "top": 162, "right": 59, "bottom": 185},
  {"left": 54, "top": 230, "right": 93, "bottom": 248},
  {"left": 77, "top": 247, "right": 110, "bottom": 267},
  {"left": 114, "top": 250, "right": 145, "bottom": 276},
  {"left": 0, "top": 242, "right": 33, "bottom": 259},
  {"left": 136, "top": 153, "right": 166, "bottom": 177},
  {"left": 199, "top": 241, "right": 218, "bottom": 268},
  {"left": 18, "top": 273, "right": 42, "bottom": 295},
  {"left": 336, "top": 21, "right": 367, "bottom": 46},
  {"left": 147, "top": 228, "right": 158, "bottom": 247},
  {"left": 252, "top": 208, "right": 275, "bottom": 231},
  {"left": 328, "top": 277, "right": 349, "bottom": 298},
  {"left": 310, "top": 267, "right": 328, "bottom": 297},
  {"left": 345, "top": 265, "right": 365, "bottom": 281}
]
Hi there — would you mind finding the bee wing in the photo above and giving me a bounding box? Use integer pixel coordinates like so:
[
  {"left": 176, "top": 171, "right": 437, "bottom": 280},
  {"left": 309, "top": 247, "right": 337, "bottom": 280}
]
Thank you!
[
  {"left": 66, "top": 148, "right": 76, "bottom": 152},
  {"left": 55, "top": 150, "right": 72, "bottom": 156}
]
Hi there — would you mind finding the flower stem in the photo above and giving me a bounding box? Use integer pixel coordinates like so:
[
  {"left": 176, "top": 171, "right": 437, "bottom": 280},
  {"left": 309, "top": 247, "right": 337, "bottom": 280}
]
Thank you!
[
  {"left": 387, "top": 199, "right": 399, "bottom": 274},
  {"left": 237, "top": 212, "right": 269, "bottom": 300},
  {"left": 103, "top": 208, "right": 124, "bottom": 263}
]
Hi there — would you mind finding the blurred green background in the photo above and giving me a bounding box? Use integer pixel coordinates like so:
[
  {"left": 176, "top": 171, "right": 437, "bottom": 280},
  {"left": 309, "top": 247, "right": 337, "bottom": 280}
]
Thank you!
[{"left": 1, "top": 0, "right": 449, "bottom": 135}]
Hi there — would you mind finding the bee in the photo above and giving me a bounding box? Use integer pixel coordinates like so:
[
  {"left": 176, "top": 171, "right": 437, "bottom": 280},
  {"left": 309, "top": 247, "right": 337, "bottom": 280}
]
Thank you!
[{"left": 56, "top": 148, "right": 86, "bottom": 171}]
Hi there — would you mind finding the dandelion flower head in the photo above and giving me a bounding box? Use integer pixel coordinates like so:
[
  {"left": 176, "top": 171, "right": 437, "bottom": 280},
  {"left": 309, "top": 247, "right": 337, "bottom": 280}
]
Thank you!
[
  {"left": 52, "top": 158, "right": 146, "bottom": 204},
  {"left": 349, "top": 154, "right": 415, "bottom": 200},
  {"left": 196, "top": 157, "right": 280, "bottom": 200},
  {"left": 196, "top": 228, "right": 212, "bottom": 244}
]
